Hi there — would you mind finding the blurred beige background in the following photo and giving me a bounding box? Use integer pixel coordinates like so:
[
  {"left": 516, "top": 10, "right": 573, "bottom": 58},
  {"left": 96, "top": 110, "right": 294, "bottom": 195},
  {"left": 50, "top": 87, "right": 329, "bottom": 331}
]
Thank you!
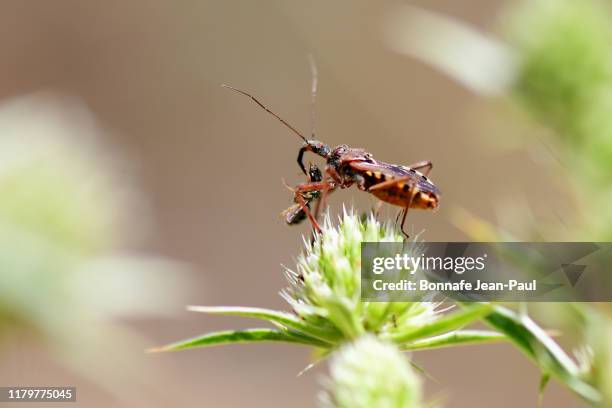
[{"left": 0, "top": 0, "right": 582, "bottom": 407}]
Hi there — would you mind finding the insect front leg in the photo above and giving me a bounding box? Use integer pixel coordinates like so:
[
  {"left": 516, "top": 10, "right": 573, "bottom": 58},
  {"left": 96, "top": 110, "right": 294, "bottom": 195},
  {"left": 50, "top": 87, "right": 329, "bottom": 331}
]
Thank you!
[
  {"left": 325, "top": 165, "right": 343, "bottom": 185},
  {"left": 315, "top": 162, "right": 359, "bottom": 220},
  {"left": 313, "top": 172, "right": 339, "bottom": 222},
  {"left": 291, "top": 180, "right": 336, "bottom": 234},
  {"left": 294, "top": 191, "right": 321, "bottom": 234},
  {"left": 408, "top": 160, "right": 433, "bottom": 176},
  {"left": 282, "top": 163, "right": 323, "bottom": 226}
]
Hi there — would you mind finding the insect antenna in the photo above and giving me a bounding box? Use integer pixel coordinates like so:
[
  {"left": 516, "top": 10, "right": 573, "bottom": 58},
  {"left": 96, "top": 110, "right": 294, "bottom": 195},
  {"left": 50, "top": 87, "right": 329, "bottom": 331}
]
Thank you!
[
  {"left": 308, "top": 54, "right": 318, "bottom": 139},
  {"left": 222, "top": 84, "right": 308, "bottom": 143}
]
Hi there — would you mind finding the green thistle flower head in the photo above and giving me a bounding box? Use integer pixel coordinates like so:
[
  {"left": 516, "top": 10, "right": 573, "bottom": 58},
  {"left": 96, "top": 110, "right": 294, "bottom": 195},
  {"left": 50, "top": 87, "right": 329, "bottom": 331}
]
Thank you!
[
  {"left": 282, "top": 210, "right": 440, "bottom": 342},
  {"left": 320, "top": 335, "right": 423, "bottom": 408},
  {"left": 160, "top": 209, "right": 499, "bottom": 356}
]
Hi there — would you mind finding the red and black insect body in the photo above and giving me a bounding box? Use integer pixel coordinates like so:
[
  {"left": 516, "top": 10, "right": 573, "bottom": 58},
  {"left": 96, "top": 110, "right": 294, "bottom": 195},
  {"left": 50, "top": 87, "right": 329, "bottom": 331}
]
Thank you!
[
  {"left": 223, "top": 69, "right": 440, "bottom": 238},
  {"left": 292, "top": 142, "right": 440, "bottom": 237}
]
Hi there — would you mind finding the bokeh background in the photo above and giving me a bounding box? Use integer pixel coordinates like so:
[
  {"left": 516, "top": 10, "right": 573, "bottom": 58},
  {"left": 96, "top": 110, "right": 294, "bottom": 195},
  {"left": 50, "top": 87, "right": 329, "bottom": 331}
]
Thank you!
[{"left": 0, "top": 0, "right": 595, "bottom": 407}]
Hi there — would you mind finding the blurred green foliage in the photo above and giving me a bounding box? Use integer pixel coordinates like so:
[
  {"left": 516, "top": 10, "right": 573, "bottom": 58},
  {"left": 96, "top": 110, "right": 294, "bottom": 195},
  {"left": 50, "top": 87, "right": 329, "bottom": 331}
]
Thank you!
[
  {"left": 0, "top": 96, "right": 128, "bottom": 337},
  {"left": 502, "top": 1, "right": 612, "bottom": 404},
  {"left": 389, "top": 1, "right": 612, "bottom": 403},
  {"left": 507, "top": 0, "right": 612, "bottom": 151},
  {"left": 0, "top": 94, "right": 188, "bottom": 402},
  {"left": 503, "top": 0, "right": 612, "bottom": 240}
]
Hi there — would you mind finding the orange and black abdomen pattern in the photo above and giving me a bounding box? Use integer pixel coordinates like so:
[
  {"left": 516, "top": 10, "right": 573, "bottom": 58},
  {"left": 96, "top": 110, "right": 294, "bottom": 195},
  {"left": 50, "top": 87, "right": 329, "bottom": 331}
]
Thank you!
[{"left": 361, "top": 169, "right": 439, "bottom": 210}]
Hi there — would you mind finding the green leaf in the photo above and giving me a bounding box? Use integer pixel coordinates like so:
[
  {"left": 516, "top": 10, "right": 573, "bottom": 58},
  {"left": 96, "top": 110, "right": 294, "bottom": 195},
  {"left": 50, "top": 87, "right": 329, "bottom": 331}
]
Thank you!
[
  {"left": 538, "top": 373, "right": 550, "bottom": 408},
  {"left": 148, "top": 328, "right": 329, "bottom": 352},
  {"left": 399, "top": 330, "right": 506, "bottom": 351},
  {"left": 187, "top": 305, "right": 339, "bottom": 345},
  {"left": 386, "top": 303, "right": 493, "bottom": 344},
  {"left": 479, "top": 305, "right": 600, "bottom": 404}
]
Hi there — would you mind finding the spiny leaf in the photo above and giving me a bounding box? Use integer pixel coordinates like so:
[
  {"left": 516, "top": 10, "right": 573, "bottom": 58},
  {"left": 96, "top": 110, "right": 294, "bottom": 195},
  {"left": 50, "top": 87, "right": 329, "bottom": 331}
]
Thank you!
[
  {"left": 187, "top": 305, "right": 339, "bottom": 344},
  {"left": 148, "top": 328, "right": 328, "bottom": 352},
  {"left": 399, "top": 330, "right": 506, "bottom": 351},
  {"left": 479, "top": 305, "right": 600, "bottom": 404},
  {"left": 386, "top": 303, "right": 493, "bottom": 344}
]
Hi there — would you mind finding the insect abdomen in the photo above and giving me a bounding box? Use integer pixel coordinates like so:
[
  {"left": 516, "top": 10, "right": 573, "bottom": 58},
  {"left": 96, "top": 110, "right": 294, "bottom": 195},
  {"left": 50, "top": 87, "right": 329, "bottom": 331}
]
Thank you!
[
  {"left": 363, "top": 170, "right": 439, "bottom": 209},
  {"left": 371, "top": 188, "right": 438, "bottom": 209}
]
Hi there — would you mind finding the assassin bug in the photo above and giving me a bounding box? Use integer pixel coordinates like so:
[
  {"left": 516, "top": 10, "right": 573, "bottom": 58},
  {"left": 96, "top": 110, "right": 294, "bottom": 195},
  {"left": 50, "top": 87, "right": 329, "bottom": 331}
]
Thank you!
[{"left": 223, "top": 65, "right": 440, "bottom": 238}]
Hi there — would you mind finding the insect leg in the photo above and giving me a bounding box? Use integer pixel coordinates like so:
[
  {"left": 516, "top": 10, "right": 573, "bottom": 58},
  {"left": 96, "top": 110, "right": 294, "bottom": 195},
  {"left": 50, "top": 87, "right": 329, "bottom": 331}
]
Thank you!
[
  {"left": 326, "top": 166, "right": 344, "bottom": 186},
  {"left": 365, "top": 175, "right": 418, "bottom": 238},
  {"left": 294, "top": 191, "right": 321, "bottom": 234},
  {"left": 407, "top": 160, "right": 433, "bottom": 176},
  {"left": 318, "top": 162, "right": 352, "bottom": 214},
  {"left": 394, "top": 208, "right": 403, "bottom": 228},
  {"left": 367, "top": 175, "right": 412, "bottom": 192},
  {"left": 297, "top": 147, "right": 309, "bottom": 175},
  {"left": 313, "top": 175, "right": 337, "bottom": 222},
  {"left": 372, "top": 200, "right": 383, "bottom": 220},
  {"left": 289, "top": 180, "right": 335, "bottom": 233},
  {"left": 312, "top": 165, "right": 344, "bottom": 221},
  {"left": 400, "top": 187, "right": 419, "bottom": 239},
  {"left": 399, "top": 208, "right": 409, "bottom": 238},
  {"left": 282, "top": 163, "right": 323, "bottom": 226}
]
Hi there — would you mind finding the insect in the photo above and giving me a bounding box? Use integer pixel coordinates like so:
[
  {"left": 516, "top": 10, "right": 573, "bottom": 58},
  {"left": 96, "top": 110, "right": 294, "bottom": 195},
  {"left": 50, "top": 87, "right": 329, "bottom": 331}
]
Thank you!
[
  {"left": 281, "top": 163, "right": 323, "bottom": 225},
  {"left": 223, "top": 67, "right": 440, "bottom": 238}
]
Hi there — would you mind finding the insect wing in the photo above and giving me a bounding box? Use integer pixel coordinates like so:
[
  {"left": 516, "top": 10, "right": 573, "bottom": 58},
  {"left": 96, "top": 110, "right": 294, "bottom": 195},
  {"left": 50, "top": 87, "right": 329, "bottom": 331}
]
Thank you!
[{"left": 350, "top": 160, "right": 440, "bottom": 195}]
